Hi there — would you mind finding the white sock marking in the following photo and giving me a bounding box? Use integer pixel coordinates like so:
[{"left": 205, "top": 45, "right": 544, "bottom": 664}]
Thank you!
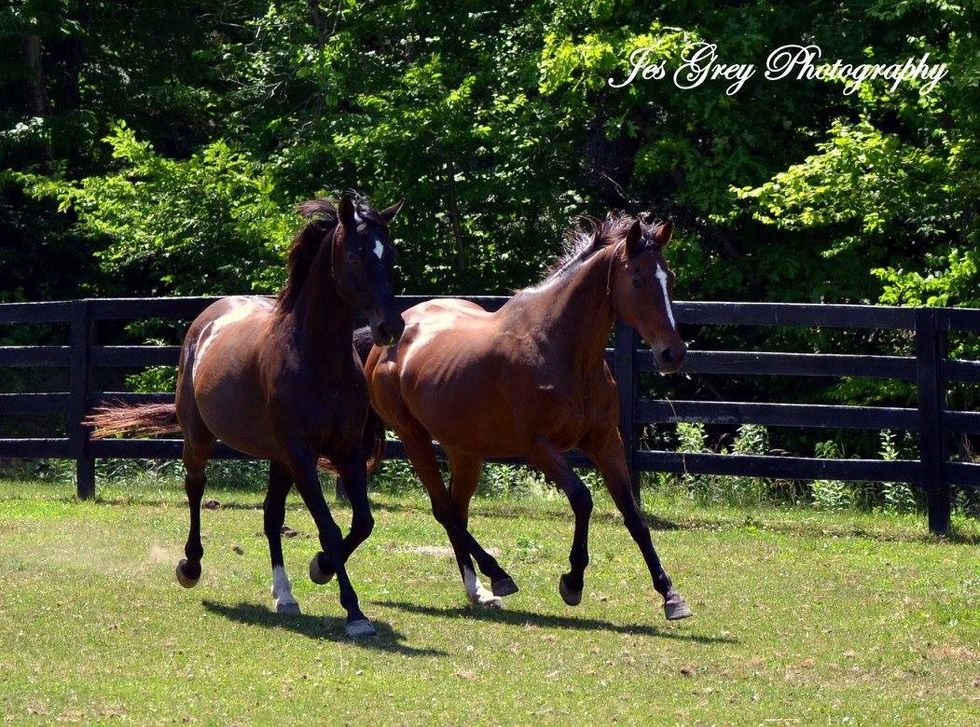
[
  {"left": 463, "top": 564, "right": 500, "bottom": 606},
  {"left": 655, "top": 264, "right": 676, "bottom": 330},
  {"left": 271, "top": 565, "right": 297, "bottom": 605},
  {"left": 463, "top": 564, "right": 481, "bottom": 599}
]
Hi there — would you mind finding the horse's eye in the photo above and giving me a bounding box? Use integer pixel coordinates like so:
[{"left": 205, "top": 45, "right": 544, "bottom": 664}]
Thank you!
[{"left": 632, "top": 277, "right": 644, "bottom": 289}]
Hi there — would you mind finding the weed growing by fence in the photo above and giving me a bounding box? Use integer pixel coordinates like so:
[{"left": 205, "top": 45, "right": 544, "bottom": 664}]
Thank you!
[
  {"left": 811, "top": 440, "right": 851, "bottom": 511},
  {"left": 879, "top": 430, "right": 919, "bottom": 514}
]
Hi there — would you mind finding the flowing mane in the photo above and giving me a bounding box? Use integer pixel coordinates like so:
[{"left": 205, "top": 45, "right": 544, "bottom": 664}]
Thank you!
[
  {"left": 525, "top": 214, "right": 638, "bottom": 292},
  {"left": 277, "top": 199, "right": 339, "bottom": 312},
  {"left": 277, "top": 195, "right": 387, "bottom": 312}
]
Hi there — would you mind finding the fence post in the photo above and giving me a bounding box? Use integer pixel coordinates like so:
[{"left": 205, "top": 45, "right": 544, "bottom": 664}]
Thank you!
[
  {"left": 614, "top": 322, "right": 640, "bottom": 499},
  {"left": 70, "top": 300, "right": 95, "bottom": 499},
  {"left": 915, "top": 308, "right": 949, "bottom": 535}
]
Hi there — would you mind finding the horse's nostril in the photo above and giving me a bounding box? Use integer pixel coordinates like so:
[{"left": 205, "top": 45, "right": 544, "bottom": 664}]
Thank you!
[{"left": 661, "top": 348, "right": 675, "bottom": 364}]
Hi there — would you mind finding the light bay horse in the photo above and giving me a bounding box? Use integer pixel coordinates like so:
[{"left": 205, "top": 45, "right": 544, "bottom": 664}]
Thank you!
[{"left": 361, "top": 215, "right": 692, "bottom": 620}]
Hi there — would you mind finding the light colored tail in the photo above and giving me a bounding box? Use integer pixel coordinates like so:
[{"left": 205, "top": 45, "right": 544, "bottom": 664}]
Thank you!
[
  {"left": 84, "top": 403, "right": 180, "bottom": 438},
  {"left": 86, "top": 399, "right": 385, "bottom": 474}
]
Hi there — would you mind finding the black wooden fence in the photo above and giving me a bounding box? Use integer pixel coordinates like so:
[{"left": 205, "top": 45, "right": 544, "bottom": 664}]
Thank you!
[{"left": 1, "top": 296, "right": 978, "bottom": 534}]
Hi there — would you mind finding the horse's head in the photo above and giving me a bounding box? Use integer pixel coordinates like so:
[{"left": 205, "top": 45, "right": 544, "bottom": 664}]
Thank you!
[
  {"left": 334, "top": 193, "right": 406, "bottom": 347},
  {"left": 609, "top": 218, "right": 685, "bottom": 373}
]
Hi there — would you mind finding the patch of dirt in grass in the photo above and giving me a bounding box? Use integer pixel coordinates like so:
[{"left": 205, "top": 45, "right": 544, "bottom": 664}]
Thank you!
[
  {"left": 925, "top": 644, "right": 977, "bottom": 662},
  {"left": 145, "top": 543, "right": 175, "bottom": 564},
  {"left": 395, "top": 544, "right": 500, "bottom": 557},
  {"left": 402, "top": 545, "right": 453, "bottom": 557}
]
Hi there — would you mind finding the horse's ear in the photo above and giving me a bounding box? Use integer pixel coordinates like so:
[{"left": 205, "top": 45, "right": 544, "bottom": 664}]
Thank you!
[
  {"left": 625, "top": 219, "right": 644, "bottom": 257},
  {"left": 338, "top": 193, "right": 356, "bottom": 231},
  {"left": 380, "top": 198, "right": 405, "bottom": 225},
  {"left": 653, "top": 220, "right": 674, "bottom": 248}
]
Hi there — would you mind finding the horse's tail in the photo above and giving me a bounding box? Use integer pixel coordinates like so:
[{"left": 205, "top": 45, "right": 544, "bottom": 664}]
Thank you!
[
  {"left": 317, "top": 326, "right": 387, "bottom": 475},
  {"left": 85, "top": 403, "right": 180, "bottom": 439}
]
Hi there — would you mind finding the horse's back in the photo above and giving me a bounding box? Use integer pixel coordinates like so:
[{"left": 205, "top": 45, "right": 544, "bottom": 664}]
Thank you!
[
  {"left": 395, "top": 298, "right": 503, "bottom": 380},
  {"left": 177, "top": 295, "right": 281, "bottom": 458},
  {"left": 369, "top": 297, "right": 541, "bottom": 455}
]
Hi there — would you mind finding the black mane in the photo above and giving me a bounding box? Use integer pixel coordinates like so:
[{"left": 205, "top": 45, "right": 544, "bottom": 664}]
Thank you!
[{"left": 277, "top": 195, "right": 380, "bottom": 312}]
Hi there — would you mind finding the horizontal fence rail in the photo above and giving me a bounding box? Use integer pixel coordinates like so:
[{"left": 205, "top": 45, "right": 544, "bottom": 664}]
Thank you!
[{"left": 1, "top": 296, "right": 978, "bottom": 534}]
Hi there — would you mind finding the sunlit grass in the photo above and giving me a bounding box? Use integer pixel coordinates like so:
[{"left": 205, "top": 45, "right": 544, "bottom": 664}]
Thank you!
[{"left": 1, "top": 477, "right": 977, "bottom": 724}]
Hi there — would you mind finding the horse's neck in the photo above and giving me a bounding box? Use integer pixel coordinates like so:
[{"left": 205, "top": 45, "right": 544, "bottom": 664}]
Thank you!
[
  {"left": 509, "top": 247, "right": 617, "bottom": 372},
  {"left": 287, "top": 256, "right": 354, "bottom": 368}
]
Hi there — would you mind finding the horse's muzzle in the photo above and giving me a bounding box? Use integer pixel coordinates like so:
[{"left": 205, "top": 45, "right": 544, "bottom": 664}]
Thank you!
[
  {"left": 370, "top": 314, "right": 405, "bottom": 348},
  {"left": 654, "top": 343, "right": 686, "bottom": 374}
]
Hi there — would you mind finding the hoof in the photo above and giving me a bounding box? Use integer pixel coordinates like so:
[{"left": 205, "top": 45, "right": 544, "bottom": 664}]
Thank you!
[
  {"left": 345, "top": 618, "right": 377, "bottom": 637},
  {"left": 491, "top": 576, "right": 519, "bottom": 598},
  {"left": 275, "top": 601, "right": 301, "bottom": 615},
  {"left": 309, "top": 554, "right": 334, "bottom": 585},
  {"left": 558, "top": 573, "right": 582, "bottom": 606},
  {"left": 175, "top": 559, "right": 199, "bottom": 589},
  {"left": 468, "top": 591, "right": 504, "bottom": 609},
  {"left": 664, "top": 591, "right": 693, "bottom": 620}
]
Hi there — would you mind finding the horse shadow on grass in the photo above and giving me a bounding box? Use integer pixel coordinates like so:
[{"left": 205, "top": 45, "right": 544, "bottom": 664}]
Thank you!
[
  {"left": 374, "top": 600, "right": 738, "bottom": 645},
  {"left": 369, "top": 499, "right": 682, "bottom": 531},
  {"left": 201, "top": 600, "right": 446, "bottom": 657}
]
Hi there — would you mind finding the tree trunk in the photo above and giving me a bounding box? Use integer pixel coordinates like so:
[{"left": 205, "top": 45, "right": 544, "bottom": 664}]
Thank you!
[
  {"left": 446, "top": 177, "right": 466, "bottom": 274},
  {"left": 64, "top": 1, "right": 89, "bottom": 113},
  {"left": 307, "top": 0, "right": 328, "bottom": 49},
  {"left": 24, "top": 33, "right": 53, "bottom": 162},
  {"left": 24, "top": 34, "right": 50, "bottom": 117}
]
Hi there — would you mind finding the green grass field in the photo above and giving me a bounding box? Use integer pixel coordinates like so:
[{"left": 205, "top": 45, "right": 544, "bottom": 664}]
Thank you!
[{"left": 0, "top": 477, "right": 977, "bottom": 725}]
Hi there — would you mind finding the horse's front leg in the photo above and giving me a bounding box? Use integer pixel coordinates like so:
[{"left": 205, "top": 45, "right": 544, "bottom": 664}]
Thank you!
[
  {"left": 584, "top": 431, "right": 692, "bottom": 620},
  {"left": 287, "top": 446, "right": 375, "bottom": 636},
  {"left": 530, "top": 440, "right": 594, "bottom": 606},
  {"left": 309, "top": 448, "right": 375, "bottom": 586}
]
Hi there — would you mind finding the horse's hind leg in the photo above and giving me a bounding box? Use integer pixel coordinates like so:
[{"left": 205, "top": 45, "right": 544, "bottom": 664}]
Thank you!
[
  {"left": 400, "top": 429, "right": 517, "bottom": 598},
  {"left": 174, "top": 368, "right": 215, "bottom": 588},
  {"left": 530, "top": 441, "right": 593, "bottom": 607},
  {"left": 446, "top": 449, "right": 500, "bottom": 607},
  {"left": 266, "top": 460, "right": 300, "bottom": 614},
  {"left": 176, "top": 437, "right": 214, "bottom": 588}
]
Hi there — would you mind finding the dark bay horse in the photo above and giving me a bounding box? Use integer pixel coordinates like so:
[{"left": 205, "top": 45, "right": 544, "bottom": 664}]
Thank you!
[
  {"left": 362, "top": 214, "right": 692, "bottom": 619},
  {"left": 88, "top": 193, "right": 406, "bottom": 636}
]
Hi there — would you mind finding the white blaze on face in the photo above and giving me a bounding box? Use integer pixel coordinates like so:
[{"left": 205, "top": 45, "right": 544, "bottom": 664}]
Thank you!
[
  {"left": 271, "top": 565, "right": 297, "bottom": 606},
  {"left": 654, "top": 264, "right": 676, "bottom": 331},
  {"left": 373, "top": 237, "right": 385, "bottom": 260}
]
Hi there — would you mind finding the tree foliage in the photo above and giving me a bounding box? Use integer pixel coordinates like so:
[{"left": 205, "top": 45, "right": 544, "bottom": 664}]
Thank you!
[
  {"left": 1, "top": 0, "right": 978, "bottom": 439},
  {"left": 5, "top": 0, "right": 977, "bottom": 302}
]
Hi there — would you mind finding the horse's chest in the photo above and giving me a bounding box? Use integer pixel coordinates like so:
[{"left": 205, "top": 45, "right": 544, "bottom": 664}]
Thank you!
[
  {"left": 272, "top": 368, "right": 367, "bottom": 438},
  {"left": 532, "top": 369, "right": 613, "bottom": 444},
  {"left": 529, "top": 378, "right": 585, "bottom": 433}
]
